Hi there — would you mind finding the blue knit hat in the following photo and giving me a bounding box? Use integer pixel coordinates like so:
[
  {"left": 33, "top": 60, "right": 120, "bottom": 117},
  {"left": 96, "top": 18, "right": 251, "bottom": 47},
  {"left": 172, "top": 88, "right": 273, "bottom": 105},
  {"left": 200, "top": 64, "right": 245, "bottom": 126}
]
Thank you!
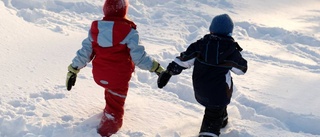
[{"left": 209, "top": 14, "right": 234, "bottom": 36}]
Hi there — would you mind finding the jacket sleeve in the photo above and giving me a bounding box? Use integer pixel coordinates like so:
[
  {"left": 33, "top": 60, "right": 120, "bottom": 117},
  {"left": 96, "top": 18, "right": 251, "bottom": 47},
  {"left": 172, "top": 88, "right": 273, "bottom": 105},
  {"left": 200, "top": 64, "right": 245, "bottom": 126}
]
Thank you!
[
  {"left": 123, "top": 29, "right": 153, "bottom": 71},
  {"left": 222, "top": 51, "right": 248, "bottom": 75},
  {"left": 179, "top": 40, "right": 201, "bottom": 61},
  {"left": 172, "top": 38, "right": 203, "bottom": 68},
  {"left": 71, "top": 31, "right": 95, "bottom": 69},
  {"left": 173, "top": 58, "right": 195, "bottom": 69}
]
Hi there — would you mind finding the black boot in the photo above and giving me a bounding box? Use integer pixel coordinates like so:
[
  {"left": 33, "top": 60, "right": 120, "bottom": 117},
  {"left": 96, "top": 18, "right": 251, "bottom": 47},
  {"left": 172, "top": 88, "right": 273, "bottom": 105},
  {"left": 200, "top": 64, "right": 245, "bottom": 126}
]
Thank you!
[
  {"left": 199, "top": 107, "right": 226, "bottom": 137},
  {"left": 199, "top": 132, "right": 219, "bottom": 137}
]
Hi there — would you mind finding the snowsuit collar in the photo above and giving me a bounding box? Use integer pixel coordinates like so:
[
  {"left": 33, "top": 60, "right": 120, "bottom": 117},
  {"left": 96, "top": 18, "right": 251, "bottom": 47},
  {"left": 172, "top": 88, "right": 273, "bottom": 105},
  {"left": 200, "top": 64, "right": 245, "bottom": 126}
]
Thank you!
[{"left": 103, "top": 17, "right": 137, "bottom": 29}]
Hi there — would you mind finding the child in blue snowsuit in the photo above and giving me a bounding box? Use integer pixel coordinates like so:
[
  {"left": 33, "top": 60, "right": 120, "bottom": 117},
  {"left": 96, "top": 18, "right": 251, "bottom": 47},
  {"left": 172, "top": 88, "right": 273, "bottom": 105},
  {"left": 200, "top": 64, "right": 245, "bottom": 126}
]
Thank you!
[{"left": 157, "top": 14, "right": 248, "bottom": 137}]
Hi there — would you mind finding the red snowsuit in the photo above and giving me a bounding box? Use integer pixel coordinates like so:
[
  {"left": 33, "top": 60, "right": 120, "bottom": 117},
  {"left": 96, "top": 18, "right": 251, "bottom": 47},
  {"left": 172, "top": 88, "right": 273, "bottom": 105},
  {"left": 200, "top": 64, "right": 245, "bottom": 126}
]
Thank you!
[
  {"left": 70, "top": 1, "right": 157, "bottom": 136},
  {"left": 71, "top": 16, "right": 155, "bottom": 136},
  {"left": 92, "top": 17, "right": 136, "bottom": 136}
]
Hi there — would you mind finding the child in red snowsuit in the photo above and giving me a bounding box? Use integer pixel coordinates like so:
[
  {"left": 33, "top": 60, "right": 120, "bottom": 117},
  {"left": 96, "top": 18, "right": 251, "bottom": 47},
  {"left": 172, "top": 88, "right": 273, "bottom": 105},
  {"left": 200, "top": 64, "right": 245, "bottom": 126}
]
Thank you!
[{"left": 65, "top": 0, "right": 164, "bottom": 136}]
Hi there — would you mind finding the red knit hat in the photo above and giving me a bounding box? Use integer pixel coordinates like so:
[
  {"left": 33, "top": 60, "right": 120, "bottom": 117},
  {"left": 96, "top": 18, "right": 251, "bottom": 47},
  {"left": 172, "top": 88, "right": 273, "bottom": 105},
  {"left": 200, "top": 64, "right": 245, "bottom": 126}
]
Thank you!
[{"left": 103, "top": 0, "right": 128, "bottom": 17}]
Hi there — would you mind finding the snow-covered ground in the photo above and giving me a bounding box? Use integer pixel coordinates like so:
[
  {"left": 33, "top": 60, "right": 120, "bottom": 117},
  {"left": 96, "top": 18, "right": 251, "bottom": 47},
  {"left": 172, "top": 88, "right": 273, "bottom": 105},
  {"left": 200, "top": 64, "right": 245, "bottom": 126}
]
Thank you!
[{"left": 1, "top": 0, "right": 320, "bottom": 137}]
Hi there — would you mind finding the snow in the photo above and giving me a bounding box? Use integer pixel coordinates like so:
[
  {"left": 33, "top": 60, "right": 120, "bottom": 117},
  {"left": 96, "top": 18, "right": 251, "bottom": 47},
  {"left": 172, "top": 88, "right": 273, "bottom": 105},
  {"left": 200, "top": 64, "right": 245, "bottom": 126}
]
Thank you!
[{"left": 1, "top": 0, "right": 320, "bottom": 137}]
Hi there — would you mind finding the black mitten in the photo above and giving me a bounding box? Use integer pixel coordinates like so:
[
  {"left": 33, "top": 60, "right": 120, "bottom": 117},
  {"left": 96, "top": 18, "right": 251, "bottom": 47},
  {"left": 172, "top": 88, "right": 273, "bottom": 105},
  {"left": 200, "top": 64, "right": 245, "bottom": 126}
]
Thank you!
[
  {"left": 66, "top": 72, "right": 77, "bottom": 91},
  {"left": 157, "top": 71, "right": 172, "bottom": 89},
  {"left": 66, "top": 64, "right": 79, "bottom": 91},
  {"left": 167, "top": 61, "right": 186, "bottom": 75}
]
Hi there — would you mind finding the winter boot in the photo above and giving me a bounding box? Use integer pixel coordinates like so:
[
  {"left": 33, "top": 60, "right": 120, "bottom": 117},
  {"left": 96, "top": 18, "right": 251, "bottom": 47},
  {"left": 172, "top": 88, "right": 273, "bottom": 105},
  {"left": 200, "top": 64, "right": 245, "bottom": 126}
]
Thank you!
[
  {"left": 199, "top": 132, "right": 219, "bottom": 137},
  {"left": 97, "top": 111, "right": 123, "bottom": 137},
  {"left": 199, "top": 107, "right": 225, "bottom": 136}
]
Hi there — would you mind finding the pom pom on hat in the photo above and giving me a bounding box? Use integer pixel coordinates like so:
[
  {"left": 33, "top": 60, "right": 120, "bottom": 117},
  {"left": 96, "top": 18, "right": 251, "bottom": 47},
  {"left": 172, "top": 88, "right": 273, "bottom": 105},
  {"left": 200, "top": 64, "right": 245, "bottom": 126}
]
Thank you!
[
  {"left": 103, "top": 0, "right": 128, "bottom": 17},
  {"left": 209, "top": 14, "right": 234, "bottom": 36}
]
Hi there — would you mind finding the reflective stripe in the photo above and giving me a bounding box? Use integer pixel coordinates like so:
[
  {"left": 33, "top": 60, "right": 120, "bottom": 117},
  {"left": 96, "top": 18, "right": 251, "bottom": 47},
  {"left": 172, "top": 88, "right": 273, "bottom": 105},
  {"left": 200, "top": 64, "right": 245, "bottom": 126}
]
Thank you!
[
  {"left": 107, "top": 89, "right": 126, "bottom": 98},
  {"left": 216, "top": 41, "right": 220, "bottom": 64},
  {"left": 104, "top": 113, "right": 115, "bottom": 120},
  {"left": 100, "top": 80, "right": 109, "bottom": 85},
  {"left": 225, "top": 71, "right": 231, "bottom": 89},
  {"left": 231, "top": 67, "right": 245, "bottom": 75},
  {"left": 174, "top": 58, "right": 195, "bottom": 69},
  {"left": 223, "top": 115, "right": 228, "bottom": 121},
  {"left": 199, "top": 132, "right": 218, "bottom": 137}
]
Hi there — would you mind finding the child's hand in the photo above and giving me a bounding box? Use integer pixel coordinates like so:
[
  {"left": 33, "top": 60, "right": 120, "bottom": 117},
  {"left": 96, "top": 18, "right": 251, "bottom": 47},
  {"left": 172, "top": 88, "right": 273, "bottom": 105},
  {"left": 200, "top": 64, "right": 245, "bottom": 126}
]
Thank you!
[
  {"left": 66, "top": 72, "right": 77, "bottom": 91},
  {"left": 66, "top": 64, "right": 79, "bottom": 91},
  {"left": 157, "top": 71, "right": 172, "bottom": 88},
  {"left": 166, "top": 62, "right": 186, "bottom": 75},
  {"left": 150, "top": 61, "right": 165, "bottom": 76}
]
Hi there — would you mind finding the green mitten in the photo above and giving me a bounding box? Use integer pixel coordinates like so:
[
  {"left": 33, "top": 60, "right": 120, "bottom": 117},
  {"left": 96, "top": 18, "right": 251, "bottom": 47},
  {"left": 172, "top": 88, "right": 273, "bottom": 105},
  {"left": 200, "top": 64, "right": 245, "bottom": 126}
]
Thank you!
[
  {"left": 150, "top": 61, "right": 165, "bottom": 76},
  {"left": 66, "top": 64, "right": 79, "bottom": 91}
]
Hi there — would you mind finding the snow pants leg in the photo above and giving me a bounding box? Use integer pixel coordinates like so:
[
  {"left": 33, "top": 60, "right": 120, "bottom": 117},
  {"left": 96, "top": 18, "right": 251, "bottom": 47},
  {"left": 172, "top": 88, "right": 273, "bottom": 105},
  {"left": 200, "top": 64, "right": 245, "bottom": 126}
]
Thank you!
[
  {"left": 97, "top": 88, "right": 127, "bottom": 137},
  {"left": 199, "top": 106, "right": 227, "bottom": 137}
]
